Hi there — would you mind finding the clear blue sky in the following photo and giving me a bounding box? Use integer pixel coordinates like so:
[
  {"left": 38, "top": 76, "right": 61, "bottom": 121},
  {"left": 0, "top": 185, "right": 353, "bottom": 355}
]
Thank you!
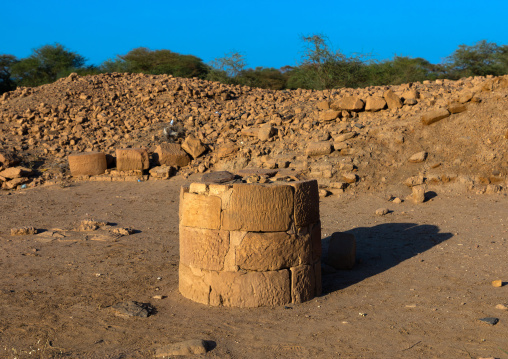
[{"left": 4, "top": 0, "right": 508, "bottom": 69}]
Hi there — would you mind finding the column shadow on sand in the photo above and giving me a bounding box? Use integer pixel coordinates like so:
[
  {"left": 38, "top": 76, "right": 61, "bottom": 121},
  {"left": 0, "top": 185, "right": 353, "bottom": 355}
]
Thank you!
[{"left": 321, "top": 222, "right": 453, "bottom": 294}]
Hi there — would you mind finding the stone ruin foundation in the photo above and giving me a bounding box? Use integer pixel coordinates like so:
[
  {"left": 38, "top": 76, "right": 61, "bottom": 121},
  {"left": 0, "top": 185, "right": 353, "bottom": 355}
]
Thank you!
[{"left": 178, "top": 179, "right": 322, "bottom": 307}]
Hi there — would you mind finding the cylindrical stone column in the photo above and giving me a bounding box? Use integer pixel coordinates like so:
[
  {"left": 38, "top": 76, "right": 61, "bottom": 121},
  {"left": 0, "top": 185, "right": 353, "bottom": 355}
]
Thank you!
[{"left": 178, "top": 180, "right": 321, "bottom": 307}]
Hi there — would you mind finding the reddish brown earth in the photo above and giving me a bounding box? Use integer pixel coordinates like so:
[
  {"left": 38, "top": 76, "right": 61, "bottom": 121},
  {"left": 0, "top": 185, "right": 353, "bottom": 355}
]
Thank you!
[{"left": 0, "top": 74, "right": 507, "bottom": 358}]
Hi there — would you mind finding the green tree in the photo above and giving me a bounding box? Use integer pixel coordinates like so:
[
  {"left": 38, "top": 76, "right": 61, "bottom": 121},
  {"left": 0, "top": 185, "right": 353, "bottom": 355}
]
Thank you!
[
  {"left": 0, "top": 54, "right": 18, "bottom": 94},
  {"left": 286, "top": 34, "right": 369, "bottom": 90},
  {"left": 102, "top": 47, "right": 209, "bottom": 78},
  {"left": 445, "top": 40, "right": 506, "bottom": 78},
  {"left": 10, "top": 43, "right": 86, "bottom": 87},
  {"left": 236, "top": 67, "right": 288, "bottom": 89},
  {"left": 207, "top": 51, "right": 246, "bottom": 84},
  {"left": 365, "top": 56, "right": 444, "bottom": 86}
]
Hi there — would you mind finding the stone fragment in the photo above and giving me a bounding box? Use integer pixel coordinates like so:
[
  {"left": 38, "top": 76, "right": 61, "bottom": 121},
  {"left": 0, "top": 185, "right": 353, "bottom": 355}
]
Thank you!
[
  {"left": 0, "top": 150, "right": 20, "bottom": 167},
  {"left": 110, "top": 301, "right": 155, "bottom": 318},
  {"left": 404, "top": 175, "right": 425, "bottom": 187},
  {"left": 116, "top": 148, "right": 149, "bottom": 171},
  {"left": 207, "top": 269, "right": 291, "bottom": 307},
  {"left": 333, "top": 132, "right": 356, "bottom": 143},
  {"left": 365, "top": 96, "right": 386, "bottom": 111},
  {"left": 0, "top": 166, "right": 32, "bottom": 179},
  {"left": 180, "top": 226, "right": 230, "bottom": 271},
  {"left": 154, "top": 143, "right": 190, "bottom": 167},
  {"left": 383, "top": 90, "right": 403, "bottom": 109},
  {"left": 289, "top": 180, "right": 320, "bottom": 227},
  {"left": 221, "top": 184, "right": 294, "bottom": 232},
  {"left": 447, "top": 103, "right": 467, "bottom": 114},
  {"left": 111, "top": 227, "right": 134, "bottom": 236},
  {"left": 421, "top": 109, "right": 450, "bottom": 126},
  {"left": 326, "top": 232, "right": 356, "bottom": 270},
  {"left": 491, "top": 280, "right": 503, "bottom": 287},
  {"left": 341, "top": 173, "right": 357, "bottom": 183},
  {"left": 236, "top": 231, "right": 311, "bottom": 271},
  {"left": 306, "top": 141, "right": 332, "bottom": 156},
  {"left": 216, "top": 144, "right": 239, "bottom": 159},
  {"left": 375, "top": 208, "right": 389, "bottom": 216},
  {"left": 77, "top": 219, "right": 108, "bottom": 231},
  {"left": 1, "top": 177, "right": 29, "bottom": 190},
  {"left": 316, "top": 100, "right": 330, "bottom": 110},
  {"left": 291, "top": 265, "right": 315, "bottom": 304},
  {"left": 149, "top": 165, "right": 175, "bottom": 180},
  {"left": 402, "top": 89, "right": 420, "bottom": 100},
  {"left": 319, "top": 110, "right": 340, "bottom": 122},
  {"left": 180, "top": 192, "right": 222, "bottom": 230},
  {"left": 181, "top": 135, "right": 206, "bottom": 158},
  {"left": 258, "top": 124, "right": 276, "bottom": 141},
  {"left": 408, "top": 151, "right": 427, "bottom": 163},
  {"left": 495, "top": 304, "right": 508, "bottom": 310},
  {"left": 334, "top": 96, "right": 365, "bottom": 111},
  {"left": 10, "top": 226, "right": 37, "bottom": 236},
  {"left": 407, "top": 185, "right": 426, "bottom": 204},
  {"left": 155, "top": 340, "right": 209, "bottom": 357}
]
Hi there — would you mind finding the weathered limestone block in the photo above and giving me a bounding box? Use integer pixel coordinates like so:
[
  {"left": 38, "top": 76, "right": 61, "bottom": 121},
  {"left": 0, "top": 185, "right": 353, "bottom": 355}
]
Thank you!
[
  {"left": 116, "top": 148, "right": 149, "bottom": 171},
  {"left": 180, "top": 226, "right": 230, "bottom": 271},
  {"left": 182, "top": 135, "right": 206, "bottom": 158},
  {"left": 68, "top": 152, "right": 107, "bottom": 176},
  {"left": 365, "top": 96, "right": 386, "bottom": 111},
  {"left": 290, "top": 180, "right": 320, "bottom": 227},
  {"left": 179, "top": 264, "right": 210, "bottom": 305},
  {"left": 221, "top": 184, "right": 294, "bottom": 232},
  {"left": 319, "top": 110, "right": 340, "bottom": 122},
  {"left": 236, "top": 231, "right": 311, "bottom": 271},
  {"left": 206, "top": 269, "right": 291, "bottom": 307},
  {"left": 333, "top": 96, "right": 365, "bottom": 111},
  {"left": 306, "top": 141, "right": 333, "bottom": 156},
  {"left": 154, "top": 143, "right": 190, "bottom": 167},
  {"left": 383, "top": 90, "right": 403, "bottom": 109},
  {"left": 180, "top": 192, "right": 222, "bottom": 229},
  {"left": 421, "top": 109, "right": 450, "bottom": 126},
  {"left": 291, "top": 265, "right": 316, "bottom": 303}
]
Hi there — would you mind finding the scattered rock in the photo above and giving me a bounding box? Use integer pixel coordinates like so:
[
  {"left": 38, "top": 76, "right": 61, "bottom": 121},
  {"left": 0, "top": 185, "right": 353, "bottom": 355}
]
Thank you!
[
  {"left": 201, "top": 171, "right": 236, "bottom": 183},
  {"left": 154, "top": 143, "right": 191, "bottom": 167},
  {"left": 491, "top": 280, "right": 503, "bottom": 287},
  {"left": 181, "top": 135, "right": 206, "bottom": 159},
  {"left": 478, "top": 317, "right": 499, "bottom": 326},
  {"left": 392, "top": 197, "right": 402, "bottom": 204},
  {"left": 11, "top": 226, "right": 37, "bottom": 236},
  {"left": 306, "top": 142, "right": 332, "bottom": 157},
  {"left": 408, "top": 151, "right": 427, "bottom": 163},
  {"left": 155, "top": 339, "right": 210, "bottom": 357},
  {"left": 407, "top": 185, "right": 426, "bottom": 204},
  {"left": 375, "top": 208, "right": 389, "bottom": 216},
  {"left": 111, "top": 227, "right": 135, "bottom": 236},
  {"left": 383, "top": 90, "right": 403, "bottom": 109},
  {"left": 110, "top": 301, "right": 155, "bottom": 318},
  {"left": 421, "top": 108, "right": 450, "bottom": 126},
  {"left": 77, "top": 219, "right": 108, "bottom": 231},
  {"left": 495, "top": 304, "right": 507, "bottom": 310},
  {"left": 258, "top": 124, "right": 276, "bottom": 141},
  {"left": 364, "top": 96, "right": 386, "bottom": 112}
]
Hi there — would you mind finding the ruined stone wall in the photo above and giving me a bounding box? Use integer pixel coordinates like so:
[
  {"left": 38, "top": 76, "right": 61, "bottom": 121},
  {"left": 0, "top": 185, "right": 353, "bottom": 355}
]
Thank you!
[{"left": 178, "top": 180, "right": 321, "bottom": 307}]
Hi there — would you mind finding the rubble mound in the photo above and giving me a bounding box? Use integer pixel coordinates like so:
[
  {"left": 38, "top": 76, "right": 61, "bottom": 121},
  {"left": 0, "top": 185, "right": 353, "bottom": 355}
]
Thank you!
[{"left": 1, "top": 72, "right": 507, "bottom": 194}]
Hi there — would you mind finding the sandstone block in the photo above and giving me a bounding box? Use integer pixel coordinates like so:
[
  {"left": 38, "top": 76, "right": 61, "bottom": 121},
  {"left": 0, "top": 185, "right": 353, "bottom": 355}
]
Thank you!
[
  {"left": 407, "top": 185, "right": 426, "bottom": 204},
  {"left": 179, "top": 264, "right": 210, "bottom": 305},
  {"left": 290, "top": 180, "right": 320, "bottom": 227},
  {"left": 0, "top": 166, "right": 32, "bottom": 179},
  {"left": 333, "top": 132, "right": 356, "bottom": 143},
  {"left": 333, "top": 96, "right": 365, "bottom": 111},
  {"left": 68, "top": 152, "right": 107, "bottom": 176},
  {"left": 182, "top": 135, "right": 206, "bottom": 158},
  {"left": 258, "top": 124, "right": 276, "bottom": 141},
  {"left": 154, "top": 143, "right": 190, "bottom": 167},
  {"left": 316, "top": 100, "right": 330, "bottom": 110},
  {"left": 365, "top": 96, "right": 386, "bottom": 111},
  {"left": 319, "top": 110, "right": 340, "bottom": 122},
  {"left": 180, "top": 226, "right": 230, "bottom": 271},
  {"left": 236, "top": 231, "right": 311, "bottom": 271},
  {"left": 221, "top": 184, "right": 294, "bottom": 232},
  {"left": 306, "top": 141, "right": 332, "bottom": 156},
  {"left": 291, "top": 265, "right": 315, "bottom": 303},
  {"left": 408, "top": 151, "right": 427, "bottom": 163},
  {"left": 216, "top": 144, "right": 239, "bottom": 159},
  {"left": 116, "top": 148, "right": 149, "bottom": 171},
  {"left": 383, "top": 90, "right": 403, "bottom": 109},
  {"left": 180, "top": 192, "right": 222, "bottom": 229},
  {"left": 11, "top": 226, "right": 37, "bottom": 236},
  {"left": 326, "top": 232, "right": 356, "bottom": 270},
  {"left": 421, "top": 109, "right": 450, "bottom": 126},
  {"left": 206, "top": 269, "right": 291, "bottom": 307},
  {"left": 448, "top": 103, "right": 467, "bottom": 114}
]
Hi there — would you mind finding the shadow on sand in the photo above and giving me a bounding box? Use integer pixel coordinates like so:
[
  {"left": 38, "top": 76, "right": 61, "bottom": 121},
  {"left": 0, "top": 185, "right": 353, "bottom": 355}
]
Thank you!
[{"left": 322, "top": 222, "right": 453, "bottom": 294}]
